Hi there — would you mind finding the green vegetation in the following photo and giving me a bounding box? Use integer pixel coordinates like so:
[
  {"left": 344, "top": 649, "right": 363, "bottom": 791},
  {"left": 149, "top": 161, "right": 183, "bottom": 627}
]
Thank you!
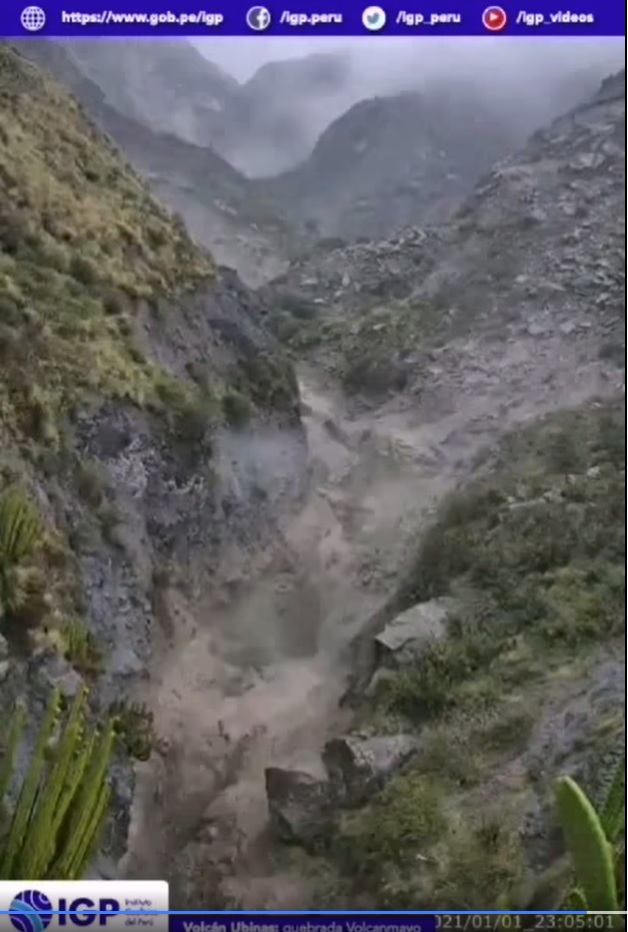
[
  {"left": 557, "top": 777, "right": 617, "bottom": 910},
  {"left": 56, "top": 618, "right": 104, "bottom": 678},
  {"left": 0, "top": 483, "right": 104, "bottom": 676},
  {"left": 0, "top": 687, "right": 114, "bottom": 879},
  {"left": 222, "top": 388, "right": 254, "bottom": 427},
  {"left": 379, "top": 402, "right": 625, "bottom": 723},
  {"left": 0, "top": 485, "right": 43, "bottom": 623},
  {"left": 109, "top": 699, "right": 161, "bottom": 762},
  {"left": 0, "top": 43, "right": 215, "bottom": 442},
  {"left": 557, "top": 762, "right": 625, "bottom": 912},
  {"left": 318, "top": 401, "right": 625, "bottom": 910},
  {"left": 273, "top": 296, "right": 449, "bottom": 396}
]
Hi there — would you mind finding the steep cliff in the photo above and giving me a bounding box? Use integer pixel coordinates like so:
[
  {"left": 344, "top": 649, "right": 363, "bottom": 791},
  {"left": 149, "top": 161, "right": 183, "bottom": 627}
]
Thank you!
[{"left": 0, "top": 42, "right": 306, "bottom": 865}]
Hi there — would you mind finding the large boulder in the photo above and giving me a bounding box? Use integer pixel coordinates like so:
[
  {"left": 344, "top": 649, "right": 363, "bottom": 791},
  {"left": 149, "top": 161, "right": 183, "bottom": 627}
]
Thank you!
[
  {"left": 323, "top": 733, "right": 420, "bottom": 806},
  {"left": 265, "top": 764, "right": 334, "bottom": 845},
  {"left": 373, "top": 598, "right": 454, "bottom": 669}
]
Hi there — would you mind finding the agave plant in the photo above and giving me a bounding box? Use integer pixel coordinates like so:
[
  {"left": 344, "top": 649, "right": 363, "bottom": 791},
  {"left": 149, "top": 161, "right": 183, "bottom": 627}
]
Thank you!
[
  {"left": 557, "top": 757, "right": 626, "bottom": 914},
  {"left": 0, "top": 687, "right": 115, "bottom": 879}
]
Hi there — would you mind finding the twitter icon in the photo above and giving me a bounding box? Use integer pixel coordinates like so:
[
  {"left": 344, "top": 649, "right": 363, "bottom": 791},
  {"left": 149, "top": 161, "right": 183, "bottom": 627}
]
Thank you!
[{"left": 362, "top": 5, "right": 386, "bottom": 29}]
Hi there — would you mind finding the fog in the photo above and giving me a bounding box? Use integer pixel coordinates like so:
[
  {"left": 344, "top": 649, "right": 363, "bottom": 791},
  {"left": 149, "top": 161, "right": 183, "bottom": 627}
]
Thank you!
[
  {"left": 194, "top": 35, "right": 623, "bottom": 86},
  {"left": 192, "top": 37, "right": 624, "bottom": 176}
]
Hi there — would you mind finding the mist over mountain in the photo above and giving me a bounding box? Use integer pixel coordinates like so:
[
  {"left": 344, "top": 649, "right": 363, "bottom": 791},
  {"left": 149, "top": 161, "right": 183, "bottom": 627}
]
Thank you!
[
  {"left": 260, "top": 87, "right": 522, "bottom": 239},
  {"left": 61, "top": 38, "right": 624, "bottom": 183}
]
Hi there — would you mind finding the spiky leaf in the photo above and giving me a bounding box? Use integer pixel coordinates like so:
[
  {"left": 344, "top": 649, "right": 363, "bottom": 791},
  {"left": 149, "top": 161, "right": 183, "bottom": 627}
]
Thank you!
[{"left": 556, "top": 775, "right": 618, "bottom": 911}]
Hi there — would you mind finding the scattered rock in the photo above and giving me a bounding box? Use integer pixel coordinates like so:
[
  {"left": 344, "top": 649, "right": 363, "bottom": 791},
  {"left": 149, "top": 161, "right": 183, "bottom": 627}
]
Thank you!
[
  {"left": 374, "top": 598, "right": 454, "bottom": 669},
  {"left": 265, "top": 764, "right": 334, "bottom": 845},
  {"left": 323, "top": 733, "right": 420, "bottom": 806}
]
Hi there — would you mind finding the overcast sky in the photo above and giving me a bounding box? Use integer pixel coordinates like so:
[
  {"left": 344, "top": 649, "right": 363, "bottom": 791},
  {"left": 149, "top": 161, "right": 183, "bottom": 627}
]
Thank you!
[{"left": 193, "top": 37, "right": 624, "bottom": 83}]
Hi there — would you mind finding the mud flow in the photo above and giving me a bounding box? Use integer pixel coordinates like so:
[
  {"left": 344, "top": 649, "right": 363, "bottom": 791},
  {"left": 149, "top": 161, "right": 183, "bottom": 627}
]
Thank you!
[{"left": 124, "top": 341, "right": 618, "bottom": 907}]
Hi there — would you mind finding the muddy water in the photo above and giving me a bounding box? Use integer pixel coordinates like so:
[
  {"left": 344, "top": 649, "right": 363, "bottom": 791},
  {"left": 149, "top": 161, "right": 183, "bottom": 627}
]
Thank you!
[
  {"left": 123, "top": 332, "right": 617, "bottom": 905},
  {"left": 122, "top": 369, "right": 452, "bottom": 905}
]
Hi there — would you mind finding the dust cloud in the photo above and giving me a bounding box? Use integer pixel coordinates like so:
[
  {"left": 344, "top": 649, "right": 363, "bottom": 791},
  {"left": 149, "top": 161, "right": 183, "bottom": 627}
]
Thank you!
[{"left": 122, "top": 369, "right": 447, "bottom": 906}]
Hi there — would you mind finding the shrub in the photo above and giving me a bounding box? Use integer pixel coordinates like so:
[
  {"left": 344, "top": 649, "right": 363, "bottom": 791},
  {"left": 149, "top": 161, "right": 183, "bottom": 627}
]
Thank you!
[
  {"left": 69, "top": 254, "right": 99, "bottom": 286},
  {"left": 58, "top": 618, "right": 103, "bottom": 678},
  {"left": 109, "top": 700, "right": 159, "bottom": 762},
  {"left": 222, "top": 389, "right": 254, "bottom": 427},
  {"left": 379, "top": 403, "right": 625, "bottom": 723},
  {"left": 338, "top": 773, "right": 447, "bottom": 875},
  {"left": 0, "top": 487, "right": 43, "bottom": 622}
]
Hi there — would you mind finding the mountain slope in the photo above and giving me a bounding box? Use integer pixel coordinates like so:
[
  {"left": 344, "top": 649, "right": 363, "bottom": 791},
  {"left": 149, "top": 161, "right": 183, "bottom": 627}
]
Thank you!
[
  {"left": 255, "top": 71, "right": 625, "bottom": 911},
  {"left": 0, "top": 42, "right": 305, "bottom": 867},
  {"left": 263, "top": 89, "right": 524, "bottom": 240},
  {"left": 20, "top": 40, "right": 296, "bottom": 285},
  {"left": 267, "top": 70, "right": 625, "bottom": 396}
]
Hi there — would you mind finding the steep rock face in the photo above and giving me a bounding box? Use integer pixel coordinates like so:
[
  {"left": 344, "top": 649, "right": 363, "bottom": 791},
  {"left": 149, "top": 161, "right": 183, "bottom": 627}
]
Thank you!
[
  {"left": 264, "top": 90, "right": 523, "bottom": 240},
  {"left": 61, "top": 39, "right": 237, "bottom": 146},
  {"left": 20, "top": 41, "right": 297, "bottom": 286},
  {"left": 0, "top": 43, "right": 306, "bottom": 865}
]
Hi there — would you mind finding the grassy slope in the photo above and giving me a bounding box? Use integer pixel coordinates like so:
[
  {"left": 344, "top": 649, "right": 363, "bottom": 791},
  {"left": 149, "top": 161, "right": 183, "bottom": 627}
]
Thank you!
[
  {"left": 309, "top": 400, "right": 625, "bottom": 911},
  {"left": 0, "top": 43, "right": 296, "bottom": 675},
  {"left": 0, "top": 43, "right": 217, "bottom": 442}
]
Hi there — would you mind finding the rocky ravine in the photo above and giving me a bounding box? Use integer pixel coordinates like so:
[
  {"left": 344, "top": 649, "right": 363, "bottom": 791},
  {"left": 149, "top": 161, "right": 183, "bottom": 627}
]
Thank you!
[
  {"left": 125, "top": 71, "right": 624, "bottom": 910},
  {"left": 0, "top": 42, "right": 624, "bottom": 912}
]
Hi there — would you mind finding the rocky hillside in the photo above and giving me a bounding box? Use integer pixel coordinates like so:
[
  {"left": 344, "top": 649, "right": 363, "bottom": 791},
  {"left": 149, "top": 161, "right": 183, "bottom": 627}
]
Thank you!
[
  {"left": 255, "top": 71, "right": 625, "bottom": 912},
  {"left": 267, "top": 70, "right": 626, "bottom": 398},
  {"left": 0, "top": 42, "right": 306, "bottom": 866},
  {"left": 20, "top": 41, "right": 298, "bottom": 286},
  {"left": 262, "top": 90, "right": 526, "bottom": 240}
]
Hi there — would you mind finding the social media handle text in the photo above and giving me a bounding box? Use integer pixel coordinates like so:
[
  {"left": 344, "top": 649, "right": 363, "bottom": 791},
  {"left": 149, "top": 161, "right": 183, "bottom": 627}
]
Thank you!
[
  {"left": 515, "top": 9, "right": 595, "bottom": 25},
  {"left": 279, "top": 9, "right": 343, "bottom": 25},
  {"left": 396, "top": 10, "right": 463, "bottom": 26}
]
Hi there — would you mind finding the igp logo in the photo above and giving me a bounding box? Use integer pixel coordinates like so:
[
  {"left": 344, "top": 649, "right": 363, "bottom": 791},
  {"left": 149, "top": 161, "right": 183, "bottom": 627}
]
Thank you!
[
  {"left": 10, "top": 891, "right": 120, "bottom": 929},
  {"left": 1, "top": 882, "right": 169, "bottom": 932},
  {"left": 10, "top": 891, "right": 53, "bottom": 932}
]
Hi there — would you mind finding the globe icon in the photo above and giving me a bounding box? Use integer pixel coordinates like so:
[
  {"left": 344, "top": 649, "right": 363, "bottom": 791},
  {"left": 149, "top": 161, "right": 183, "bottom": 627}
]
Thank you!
[
  {"left": 9, "top": 891, "right": 54, "bottom": 932},
  {"left": 20, "top": 6, "right": 46, "bottom": 31}
]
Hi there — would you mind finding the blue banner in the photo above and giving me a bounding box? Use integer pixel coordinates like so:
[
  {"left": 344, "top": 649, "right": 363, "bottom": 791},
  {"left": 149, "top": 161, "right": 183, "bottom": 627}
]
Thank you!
[
  {"left": 5, "top": 0, "right": 625, "bottom": 37},
  {"left": 167, "top": 916, "right": 440, "bottom": 932}
]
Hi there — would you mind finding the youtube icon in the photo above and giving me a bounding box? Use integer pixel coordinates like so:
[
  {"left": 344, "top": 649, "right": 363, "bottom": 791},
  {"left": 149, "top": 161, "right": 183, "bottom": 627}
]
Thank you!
[{"left": 482, "top": 5, "right": 508, "bottom": 30}]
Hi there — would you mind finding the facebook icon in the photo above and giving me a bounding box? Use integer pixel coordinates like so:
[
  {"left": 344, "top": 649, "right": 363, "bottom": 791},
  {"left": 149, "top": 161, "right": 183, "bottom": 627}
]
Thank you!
[{"left": 246, "top": 5, "right": 272, "bottom": 29}]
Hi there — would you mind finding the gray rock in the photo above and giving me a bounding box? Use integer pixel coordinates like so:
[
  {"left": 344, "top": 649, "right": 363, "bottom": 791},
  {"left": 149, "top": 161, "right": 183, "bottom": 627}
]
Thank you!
[
  {"left": 374, "top": 598, "right": 454, "bottom": 668},
  {"left": 0, "top": 634, "right": 9, "bottom": 681},
  {"left": 265, "top": 765, "right": 334, "bottom": 844},
  {"left": 323, "top": 733, "right": 420, "bottom": 805}
]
